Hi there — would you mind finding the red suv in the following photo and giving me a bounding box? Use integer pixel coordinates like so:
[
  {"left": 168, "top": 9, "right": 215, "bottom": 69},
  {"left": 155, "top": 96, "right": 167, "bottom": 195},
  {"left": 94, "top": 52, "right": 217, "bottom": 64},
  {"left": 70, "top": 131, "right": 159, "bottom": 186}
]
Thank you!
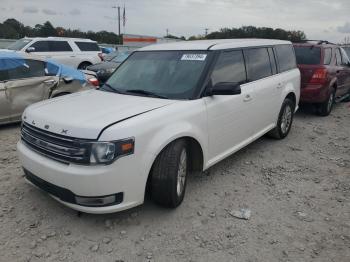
[{"left": 294, "top": 41, "right": 350, "bottom": 116}]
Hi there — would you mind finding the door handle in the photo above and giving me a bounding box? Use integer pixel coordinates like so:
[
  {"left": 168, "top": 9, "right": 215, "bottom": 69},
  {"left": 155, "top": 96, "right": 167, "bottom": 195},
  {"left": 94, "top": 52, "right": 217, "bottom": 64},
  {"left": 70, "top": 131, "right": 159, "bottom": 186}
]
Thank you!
[
  {"left": 70, "top": 55, "right": 76, "bottom": 58},
  {"left": 243, "top": 94, "right": 252, "bottom": 102},
  {"left": 43, "top": 79, "right": 56, "bottom": 85}
]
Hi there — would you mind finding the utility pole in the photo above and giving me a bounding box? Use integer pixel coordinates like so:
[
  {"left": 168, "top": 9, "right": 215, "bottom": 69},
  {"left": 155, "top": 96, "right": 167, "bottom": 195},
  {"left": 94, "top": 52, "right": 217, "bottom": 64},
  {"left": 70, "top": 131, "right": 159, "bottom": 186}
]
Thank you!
[
  {"left": 166, "top": 29, "right": 169, "bottom": 37},
  {"left": 205, "top": 28, "right": 209, "bottom": 36},
  {"left": 112, "top": 5, "right": 121, "bottom": 44}
]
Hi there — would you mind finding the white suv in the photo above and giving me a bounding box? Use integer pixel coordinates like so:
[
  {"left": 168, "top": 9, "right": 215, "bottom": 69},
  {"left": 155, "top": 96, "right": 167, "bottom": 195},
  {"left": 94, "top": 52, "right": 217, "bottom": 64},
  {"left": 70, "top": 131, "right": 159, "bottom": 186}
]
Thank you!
[
  {"left": 17, "top": 39, "right": 300, "bottom": 214},
  {"left": 7, "top": 37, "right": 103, "bottom": 69}
]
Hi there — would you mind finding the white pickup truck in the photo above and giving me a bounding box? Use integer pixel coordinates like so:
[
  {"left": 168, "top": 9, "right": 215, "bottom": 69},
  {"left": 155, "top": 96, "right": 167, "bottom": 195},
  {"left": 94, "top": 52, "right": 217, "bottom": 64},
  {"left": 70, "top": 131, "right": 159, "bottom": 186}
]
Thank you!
[{"left": 17, "top": 39, "right": 300, "bottom": 214}]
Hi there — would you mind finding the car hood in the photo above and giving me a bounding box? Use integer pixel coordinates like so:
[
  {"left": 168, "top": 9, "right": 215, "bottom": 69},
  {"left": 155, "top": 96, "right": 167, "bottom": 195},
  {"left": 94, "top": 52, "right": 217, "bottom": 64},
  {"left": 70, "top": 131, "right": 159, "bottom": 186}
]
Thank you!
[
  {"left": 23, "top": 90, "right": 176, "bottom": 139},
  {"left": 87, "top": 61, "right": 120, "bottom": 72}
]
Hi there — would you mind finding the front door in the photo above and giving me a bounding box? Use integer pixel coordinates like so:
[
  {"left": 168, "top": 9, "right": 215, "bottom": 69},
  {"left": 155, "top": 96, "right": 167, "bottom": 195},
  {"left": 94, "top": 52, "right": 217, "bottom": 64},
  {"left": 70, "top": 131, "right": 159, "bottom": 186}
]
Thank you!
[{"left": 204, "top": 50, "right": 255, "bottom": 166}]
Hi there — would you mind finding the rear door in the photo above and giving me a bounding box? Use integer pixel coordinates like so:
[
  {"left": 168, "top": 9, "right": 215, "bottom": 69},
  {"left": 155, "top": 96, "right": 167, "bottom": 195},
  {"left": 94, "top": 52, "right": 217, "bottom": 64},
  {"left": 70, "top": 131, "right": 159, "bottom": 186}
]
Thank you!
[
  {"left": 4, "top": 59, "right": 58, "bottom": 121},
  {"left": 243, "top": 47, "right": 279, "bottom": 136},
  {"left": 335, "top": 48, "right": 348, "bottom": 96},
  {"left": 340, "top": 48, "right": 350, "bottom": 94}
]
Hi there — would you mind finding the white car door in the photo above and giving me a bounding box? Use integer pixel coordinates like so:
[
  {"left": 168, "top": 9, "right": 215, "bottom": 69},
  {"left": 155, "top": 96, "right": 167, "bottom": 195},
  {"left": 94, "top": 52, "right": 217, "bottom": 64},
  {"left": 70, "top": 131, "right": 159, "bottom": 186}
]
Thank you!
[
  {"left": 243, "top": 47, "right": 281, "bottom": 137},
  {"left": 204, "top": 50, "right": 256, "bottom": 166}
]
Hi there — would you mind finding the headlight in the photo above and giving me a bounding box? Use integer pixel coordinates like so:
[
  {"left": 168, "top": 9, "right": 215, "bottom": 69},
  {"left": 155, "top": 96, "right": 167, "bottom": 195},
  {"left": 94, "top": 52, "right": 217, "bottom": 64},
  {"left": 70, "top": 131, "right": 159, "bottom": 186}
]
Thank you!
[{"left": 89, "top": 138, "right": 134, "bottom": 165}]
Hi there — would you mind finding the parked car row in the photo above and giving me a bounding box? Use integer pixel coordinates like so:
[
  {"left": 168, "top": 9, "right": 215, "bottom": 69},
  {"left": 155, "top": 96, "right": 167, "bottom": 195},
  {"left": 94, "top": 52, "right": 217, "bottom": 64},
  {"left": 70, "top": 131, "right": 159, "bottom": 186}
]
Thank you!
[{"left": 1, "top": 37, "right": 348, "bottom": 215}]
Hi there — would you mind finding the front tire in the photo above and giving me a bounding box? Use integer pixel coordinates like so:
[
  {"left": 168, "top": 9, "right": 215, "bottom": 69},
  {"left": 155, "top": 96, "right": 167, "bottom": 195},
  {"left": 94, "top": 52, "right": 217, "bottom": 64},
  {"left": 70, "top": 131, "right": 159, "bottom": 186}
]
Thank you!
[
  {"left": 151, "top": 140, "right": 188, "bottom": 208},
  {"left": 268, "top": 98, "right": 294, "bottom": 139}
]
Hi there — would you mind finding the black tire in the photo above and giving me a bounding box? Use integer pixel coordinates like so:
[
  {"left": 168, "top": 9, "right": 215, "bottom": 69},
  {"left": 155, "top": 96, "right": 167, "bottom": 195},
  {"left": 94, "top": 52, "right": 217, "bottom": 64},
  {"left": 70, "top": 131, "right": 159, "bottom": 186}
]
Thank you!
[
  {"left": 267, "top": 98, "right": 295, "bottom": 139},
  {"left": 151, "top": 139, "right": 188, "bottom": 208},
  {"left": 343, "top": 89, "right": 350, "bottom": 102},
  {"left": 77, "top": 62, "right": 91, "bottom": 70},
  {"left": 317, "top": 89, "right": 335, "bottom": 116}
]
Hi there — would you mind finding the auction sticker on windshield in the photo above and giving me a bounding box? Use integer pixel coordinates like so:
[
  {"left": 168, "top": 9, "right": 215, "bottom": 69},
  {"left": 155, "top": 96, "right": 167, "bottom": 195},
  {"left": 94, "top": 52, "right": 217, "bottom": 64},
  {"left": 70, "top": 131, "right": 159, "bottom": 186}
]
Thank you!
[{"left": 181, "top": 54, "right": 207, "bottom": 61}]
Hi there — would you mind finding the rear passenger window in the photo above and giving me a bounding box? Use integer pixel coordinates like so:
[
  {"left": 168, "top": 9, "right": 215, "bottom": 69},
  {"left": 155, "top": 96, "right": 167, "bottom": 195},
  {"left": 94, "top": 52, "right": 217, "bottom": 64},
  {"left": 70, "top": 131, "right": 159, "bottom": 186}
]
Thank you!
[
  {"left": 268, "top": 48, "right": 277, "bottom": 75},
  {"left": 211, "top": 50, "right": 246, "bottom": 85},
  {"left": 75, "top": 42, "right": 100, "bottom": 51},
  {"left": 275, "top": 45, "right": 297, "bottom": 72},
  {"left": 323, "top": 48, "right": 332, "bottom": 65},
  {"left": 244, "top": 48, "right": 272, "bottom": 81},
  {"left": 30, "top": 41, "right": 50, "bottom": 52},
  {"left": 49, "top": 41, "right": 72, "bottom": 52}
]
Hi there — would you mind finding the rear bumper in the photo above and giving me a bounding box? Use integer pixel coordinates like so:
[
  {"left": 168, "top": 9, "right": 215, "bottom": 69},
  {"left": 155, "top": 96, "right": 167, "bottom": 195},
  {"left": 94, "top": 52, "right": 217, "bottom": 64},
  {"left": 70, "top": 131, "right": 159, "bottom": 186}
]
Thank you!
[{"left": 300, "top": 84, "right": 329, "bottom": 103}]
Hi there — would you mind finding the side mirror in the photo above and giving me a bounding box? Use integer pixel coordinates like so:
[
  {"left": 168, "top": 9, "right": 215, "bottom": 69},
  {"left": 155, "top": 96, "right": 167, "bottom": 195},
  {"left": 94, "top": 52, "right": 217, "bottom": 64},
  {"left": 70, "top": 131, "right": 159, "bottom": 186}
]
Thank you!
[
  {"left": 63, "top": 76, "right": 74, "bottom": 84},
  {"left": 206, "top": 82, "right": 241, "bottom": 96},
  {"left": 25, "top": 47, "right": 35, "bottom": 53}
]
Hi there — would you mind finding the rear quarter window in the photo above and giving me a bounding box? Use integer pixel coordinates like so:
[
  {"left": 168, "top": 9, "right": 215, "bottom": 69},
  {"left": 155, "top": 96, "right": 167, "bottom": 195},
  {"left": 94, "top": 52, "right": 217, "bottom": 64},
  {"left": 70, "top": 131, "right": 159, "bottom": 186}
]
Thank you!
[
  {"left": 275, "top": 45, "right": 297, "bottom": 72},
  {"left": 294, "top": 46, "right": 321, "bottom": 65},
  {"left": 75, "top": 42, "right": 100, "bottom": 51}
]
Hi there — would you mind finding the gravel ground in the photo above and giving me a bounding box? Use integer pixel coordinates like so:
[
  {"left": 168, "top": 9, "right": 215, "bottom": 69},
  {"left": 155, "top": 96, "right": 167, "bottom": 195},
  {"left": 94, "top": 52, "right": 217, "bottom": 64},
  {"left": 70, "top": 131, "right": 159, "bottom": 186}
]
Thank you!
[{"left": 0, "top": 102, "right": 349, "bottom": 262}]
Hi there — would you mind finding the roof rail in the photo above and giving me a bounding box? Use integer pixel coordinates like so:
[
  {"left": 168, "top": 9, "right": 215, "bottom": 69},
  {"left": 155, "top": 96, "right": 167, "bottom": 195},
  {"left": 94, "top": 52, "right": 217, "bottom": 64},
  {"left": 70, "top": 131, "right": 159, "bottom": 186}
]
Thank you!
[{"left": 293, "top": 39, "right": 336, "bottom": 45}]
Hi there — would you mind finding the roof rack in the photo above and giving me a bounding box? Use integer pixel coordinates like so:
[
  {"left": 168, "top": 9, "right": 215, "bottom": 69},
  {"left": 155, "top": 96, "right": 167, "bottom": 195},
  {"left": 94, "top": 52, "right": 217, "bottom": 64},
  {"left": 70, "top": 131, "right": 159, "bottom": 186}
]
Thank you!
[{"left": 293, "top": 39, "right": 336, "bottom": 45}]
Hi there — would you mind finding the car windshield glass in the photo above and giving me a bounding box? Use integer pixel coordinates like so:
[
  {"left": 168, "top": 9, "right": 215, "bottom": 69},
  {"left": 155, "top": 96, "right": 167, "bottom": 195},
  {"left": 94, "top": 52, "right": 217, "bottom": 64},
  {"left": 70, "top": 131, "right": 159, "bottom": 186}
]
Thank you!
[
  {"left": 343, "top": 47, "right": 350, "bottom": 58},
  {"left": 111, "top": 52, "right": 131, "bottom": 63},
  {"left": 7, "top": 39, "right": 32, "bottom": 50},
  {"left": 103, "top": 51, "right": 209, "bottom": 99},
  {"left": 294, "top": 46, "right": 321, "bottom": 65},
  {"left": 104, "top": 52, "right": 118, "bottom": 61}
]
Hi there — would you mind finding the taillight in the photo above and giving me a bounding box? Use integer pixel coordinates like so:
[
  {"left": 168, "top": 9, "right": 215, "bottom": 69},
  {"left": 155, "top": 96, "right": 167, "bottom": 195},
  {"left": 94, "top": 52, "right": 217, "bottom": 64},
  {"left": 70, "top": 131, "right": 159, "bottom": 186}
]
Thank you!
[
  {"left": 88, "top": 77, "right": 100, "bottom": 87},
  {"left": 98, "top": 53, "right": 104, "bottom": 61},
  {"left": 309, "top": 69, "right": 327, "bottom": 84}
]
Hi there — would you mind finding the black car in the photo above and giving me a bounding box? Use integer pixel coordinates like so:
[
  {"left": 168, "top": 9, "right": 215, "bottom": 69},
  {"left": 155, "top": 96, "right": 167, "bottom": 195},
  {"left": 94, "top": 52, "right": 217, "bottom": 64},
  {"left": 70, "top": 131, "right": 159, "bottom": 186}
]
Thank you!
[{"left": 87, "top": 51, "right": 131, "bottom": 84}]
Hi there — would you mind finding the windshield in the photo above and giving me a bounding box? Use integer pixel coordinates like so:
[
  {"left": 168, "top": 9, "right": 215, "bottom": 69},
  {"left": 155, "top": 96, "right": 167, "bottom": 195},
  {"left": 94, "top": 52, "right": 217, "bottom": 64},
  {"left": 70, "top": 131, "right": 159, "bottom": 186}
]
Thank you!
[
  {"left": 104, "top": 51, "right": 209, "bottom": 99},
  {"left": 111, "top": 51, "right": 131, "bottom": 63},
  {"left": 7, "top": 39, "right": 32, "bottom": 51},
  {"left": 294, "top": 46, "right": 321, "bottom": 65},
  {"left": 104, "top": 52, "right": 118, "bottom": 62},
  {"left": 343, "top": 47, "right": 350, "bottom": 58}
]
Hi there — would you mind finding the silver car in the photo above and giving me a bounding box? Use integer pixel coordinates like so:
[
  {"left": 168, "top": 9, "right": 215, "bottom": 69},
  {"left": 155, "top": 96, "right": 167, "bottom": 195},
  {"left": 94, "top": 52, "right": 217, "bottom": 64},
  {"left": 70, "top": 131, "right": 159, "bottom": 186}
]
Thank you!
[{"left": 0, "top": 52, "right": 93, "bottom": 125}]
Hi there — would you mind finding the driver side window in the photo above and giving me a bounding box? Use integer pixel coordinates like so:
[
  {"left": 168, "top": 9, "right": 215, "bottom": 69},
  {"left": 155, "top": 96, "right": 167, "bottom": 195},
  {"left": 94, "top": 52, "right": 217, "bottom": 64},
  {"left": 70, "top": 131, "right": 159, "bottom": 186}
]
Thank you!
[
  {"left": 211, "top": 50, "right": 246, "bottom": 86},
  {"left": 7, "top": 60, "right": 46, "bottom": 80}
]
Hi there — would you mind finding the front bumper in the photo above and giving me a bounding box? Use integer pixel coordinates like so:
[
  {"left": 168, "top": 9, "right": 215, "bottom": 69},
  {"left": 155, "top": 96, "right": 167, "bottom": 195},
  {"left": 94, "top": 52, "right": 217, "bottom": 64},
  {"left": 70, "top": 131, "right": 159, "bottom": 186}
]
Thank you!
[
  {"left": 17, "top": 140, "right": 146, "bottom": 214},
  {"left": 300, "top": 84, "right": 329, "bottom": 103}
]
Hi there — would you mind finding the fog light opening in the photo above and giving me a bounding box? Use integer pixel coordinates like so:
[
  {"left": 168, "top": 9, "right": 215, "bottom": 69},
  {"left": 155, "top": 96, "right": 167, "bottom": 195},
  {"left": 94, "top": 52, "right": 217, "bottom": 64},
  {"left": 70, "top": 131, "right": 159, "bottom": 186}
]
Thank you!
[{"left": 75, "top": 195, "right": 117, "bottom": 207}]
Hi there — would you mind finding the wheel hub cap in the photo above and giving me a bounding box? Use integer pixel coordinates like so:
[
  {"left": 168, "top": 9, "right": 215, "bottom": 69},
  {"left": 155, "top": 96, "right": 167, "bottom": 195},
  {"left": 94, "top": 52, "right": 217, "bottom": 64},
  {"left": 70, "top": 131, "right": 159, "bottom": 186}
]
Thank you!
[
  {"left": 281, "top": 105, "right": 292, "bottom": 134},
  {"left": 177, "top": 149, "right": 187, "bottom": 197}
]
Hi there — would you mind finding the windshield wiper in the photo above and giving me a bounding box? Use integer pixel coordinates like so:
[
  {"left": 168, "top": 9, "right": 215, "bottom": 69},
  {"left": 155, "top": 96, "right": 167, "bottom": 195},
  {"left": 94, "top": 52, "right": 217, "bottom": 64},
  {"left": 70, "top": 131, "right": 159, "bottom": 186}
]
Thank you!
[
  {"left": 125, "top": 89, "right": 168, "bottom": 99},
  {"left": 101, "top": 83, "right": 124, "bottom": 94}
]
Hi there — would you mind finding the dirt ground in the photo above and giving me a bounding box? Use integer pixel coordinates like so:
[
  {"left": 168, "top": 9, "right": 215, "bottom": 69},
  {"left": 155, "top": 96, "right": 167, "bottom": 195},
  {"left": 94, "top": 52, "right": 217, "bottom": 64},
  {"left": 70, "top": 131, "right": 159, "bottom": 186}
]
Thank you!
[{"left": 0, "top": 102, "right": 349, "bottom": 262}]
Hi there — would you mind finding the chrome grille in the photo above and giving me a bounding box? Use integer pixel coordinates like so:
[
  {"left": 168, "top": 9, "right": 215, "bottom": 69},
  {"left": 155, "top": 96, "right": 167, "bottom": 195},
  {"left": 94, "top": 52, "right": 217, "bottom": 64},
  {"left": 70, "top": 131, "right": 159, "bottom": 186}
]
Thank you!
[{"left": 21, "top": 123, "right": 93, "bottom": 164}]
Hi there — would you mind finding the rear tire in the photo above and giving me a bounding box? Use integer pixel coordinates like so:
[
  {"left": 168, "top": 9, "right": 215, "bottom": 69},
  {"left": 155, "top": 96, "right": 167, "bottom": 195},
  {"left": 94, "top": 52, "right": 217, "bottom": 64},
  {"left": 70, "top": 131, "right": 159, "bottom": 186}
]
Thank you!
[
  {"left": 151, "top": 140, "right": 188, "bottom": 208},
  {"left": 78, "top": 62, "right": 92, "bottom": 70},
  {"left": 317, "top": 89, "right": 335, "bottom": 116},
  {"left": 267, "top": 98, "right": 294, "bottom": 139}
]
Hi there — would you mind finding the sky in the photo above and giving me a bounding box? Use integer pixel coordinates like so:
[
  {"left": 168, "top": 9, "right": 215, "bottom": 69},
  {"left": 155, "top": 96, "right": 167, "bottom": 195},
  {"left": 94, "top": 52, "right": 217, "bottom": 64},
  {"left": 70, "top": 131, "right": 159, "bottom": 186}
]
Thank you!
[{"left": 1, "top": 0, "right": 350, "bottom": 43}]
